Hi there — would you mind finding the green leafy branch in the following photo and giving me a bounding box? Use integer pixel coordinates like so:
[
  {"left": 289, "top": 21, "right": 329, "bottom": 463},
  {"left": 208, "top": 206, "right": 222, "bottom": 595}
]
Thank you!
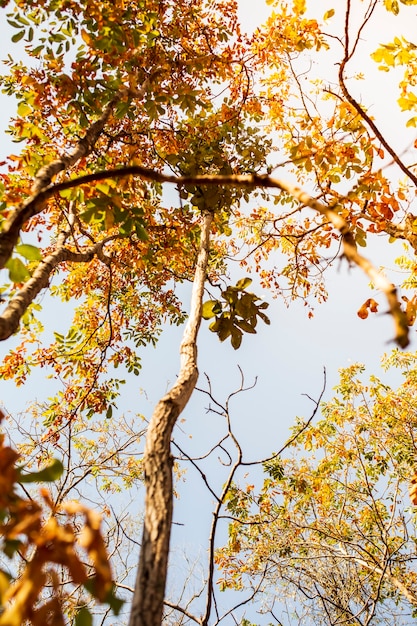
[{"left": 202, "top": 278, "right": 270, "bottom": 350}]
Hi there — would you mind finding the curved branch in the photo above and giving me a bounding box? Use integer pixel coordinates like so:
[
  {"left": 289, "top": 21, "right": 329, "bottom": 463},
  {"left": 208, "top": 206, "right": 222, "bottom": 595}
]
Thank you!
[
  {"left": 0, "top": 79, "right": 150, "bottom": 269},
  {"left": 338, "top": 0, "right": 417, "bottom": 188},
  {"left": 2, "top": 164, "right": 409, "bottom": 347},
  {"left": 163, "top": 601, "right": 201, "bottom": 625}
]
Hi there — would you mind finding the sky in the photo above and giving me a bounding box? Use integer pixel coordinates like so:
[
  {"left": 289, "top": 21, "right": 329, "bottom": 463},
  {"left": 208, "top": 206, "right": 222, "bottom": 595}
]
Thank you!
[{"left": 1, "top": 1, "right": 417, "bottom": 624}]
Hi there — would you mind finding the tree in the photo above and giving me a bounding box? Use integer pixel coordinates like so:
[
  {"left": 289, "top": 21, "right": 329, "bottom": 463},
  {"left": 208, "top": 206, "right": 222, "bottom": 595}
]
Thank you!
[
  {"left": 1, "top": 0, "right": 417, "bottom": 624},
  {"left": 217, "top": 354, "right": 417, "bottom": 625}
]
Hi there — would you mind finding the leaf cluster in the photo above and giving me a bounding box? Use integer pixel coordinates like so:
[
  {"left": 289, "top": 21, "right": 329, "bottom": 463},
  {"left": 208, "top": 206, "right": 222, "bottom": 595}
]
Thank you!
[
  {"left": 0, "top": 412, "right": 123, "bottom": 625},
  {"left": 202, "top": 278, "right": 270, "bottom": 349}
]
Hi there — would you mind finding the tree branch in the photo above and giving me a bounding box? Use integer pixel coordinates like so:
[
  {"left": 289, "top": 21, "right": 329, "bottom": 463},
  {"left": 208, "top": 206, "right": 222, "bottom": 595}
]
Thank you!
[
  {"left": 334, "top": 544, "right": 417, "bottom": 607},
  {"left": 2, "top": 163, "right": 409, "bottom": 347},
  {"left": 0, "top": 80, "right": 151, "bottom": 269},
  {"left": 0, "top": 233, "right": 119, "bottom": 341},
  {"left": 339, "top": 0, "right": 417, "bottom": 188}
]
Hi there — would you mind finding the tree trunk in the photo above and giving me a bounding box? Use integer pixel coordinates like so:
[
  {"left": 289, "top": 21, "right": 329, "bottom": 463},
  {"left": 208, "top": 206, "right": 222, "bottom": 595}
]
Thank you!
[{"left": 128, "top": 211, "right": 212, "bottom": 626}]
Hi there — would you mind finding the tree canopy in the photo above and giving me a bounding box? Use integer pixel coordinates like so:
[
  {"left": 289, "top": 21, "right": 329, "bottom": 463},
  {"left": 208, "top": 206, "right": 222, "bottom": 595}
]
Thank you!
[
  {"left": 1, "top": 0, "right": 417, "bottom": 624},
  {"left": 218, "top": 353, "right": 417, "bottom": 624}
]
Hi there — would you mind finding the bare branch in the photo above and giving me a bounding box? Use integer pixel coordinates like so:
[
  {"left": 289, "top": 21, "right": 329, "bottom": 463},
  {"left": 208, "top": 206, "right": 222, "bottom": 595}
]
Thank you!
[
  {"left": 163, "top": 600, "right": 201, "bottom": 625},
  {"left": 243, "top": 367, "right": 326, "bottom": 466}
]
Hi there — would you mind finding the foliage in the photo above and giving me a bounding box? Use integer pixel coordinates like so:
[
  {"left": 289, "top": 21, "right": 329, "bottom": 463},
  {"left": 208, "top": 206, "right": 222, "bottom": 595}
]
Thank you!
[
  {"left": 1, "top": 0, "right": 417, "bottom": 623},
  {"left": 202, "top": 278, "right": 270, "bottom": 349},
  {"left": 217, "top": 354, "right": 417, "bottom": 624},
  {"left": 0, "top": 410, "right": 123, "bottom": 625}
]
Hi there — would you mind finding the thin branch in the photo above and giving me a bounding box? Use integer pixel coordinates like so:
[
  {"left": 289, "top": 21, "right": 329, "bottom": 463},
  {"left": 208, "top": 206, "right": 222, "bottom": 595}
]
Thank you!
[
  {"left": 339, "top": 0, "right": 417, "bottom": 189},
  {"left": 242, "top": 367, "right": 327, "bottom": 466},
  {"left": 202, "top": 393, "right": 244, "bottom": 625},
  {"left": 163, "top": 600, "right": 201, "bottom": 625}
]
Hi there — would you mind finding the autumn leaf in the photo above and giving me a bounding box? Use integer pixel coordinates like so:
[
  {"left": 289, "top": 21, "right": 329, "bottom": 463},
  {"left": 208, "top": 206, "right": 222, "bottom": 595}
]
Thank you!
[
  {"left": 357, "top": 298, "right": 379, "bottom": 319},
  {"left": 409, "top": 473, "right": 417, "bottom": 505}
]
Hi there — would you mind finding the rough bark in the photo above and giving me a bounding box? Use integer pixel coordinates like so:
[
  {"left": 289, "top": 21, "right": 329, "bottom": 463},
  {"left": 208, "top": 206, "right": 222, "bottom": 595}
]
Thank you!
[{"left": 128, "top": 211, "right": 212, "bottom": 626}]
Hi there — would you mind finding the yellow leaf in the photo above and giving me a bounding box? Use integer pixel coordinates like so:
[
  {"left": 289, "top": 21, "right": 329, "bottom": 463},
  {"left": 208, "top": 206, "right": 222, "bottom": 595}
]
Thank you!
[
  {"left": 323, "top": 8, "right": 335, "bottom": 20},
  {"left": 292, "top": 0, "right": 306, "bottom": 14},
  {"left": 406, "top": 116, "right": 417, "bottom": 127},
  {"left": 17, "top": 102, "right": 31, "bottom": 117},
  {"left": 81, "top": 29, "right": 92, "bottom": 46}
]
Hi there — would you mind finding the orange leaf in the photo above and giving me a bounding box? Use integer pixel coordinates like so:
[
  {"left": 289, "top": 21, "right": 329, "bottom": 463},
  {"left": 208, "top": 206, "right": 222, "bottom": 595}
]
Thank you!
[
  {"left": 406, "top": 296, "right": 417, "bottom": 326},
  {"left": 357, "top": 302, "right": 369, "bottom": 319},
  {"left": 357, "top": 298, "right": 378, "bottom": 319},
  {"left": 378, "top": 203, "right": 394, "bottom": 220},
  {"left": 410, "top": 473, "right": 417, "bottom": 505},
  {"left": 80, "top": 29, "right": 92, "bottom": 46}
]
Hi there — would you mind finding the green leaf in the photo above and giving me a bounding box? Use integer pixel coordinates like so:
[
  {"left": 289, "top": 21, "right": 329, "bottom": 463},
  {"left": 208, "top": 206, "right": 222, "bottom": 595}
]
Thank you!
[
  {"left": 16, "top": 244, "right": 42, "bottom": 261},
  {"left": 11, "top": 30, "right": 25, "bottom": 43},
  {"left": 222, "top": 287, "right": 238, "bottom": 305},
  {"left": 104, "top": 587, "right": 124, "bottom": 615},
  {"left": 75, "top": 607, "right": 93, "bottom": 626},
  {"left": 18, "top": 458, "right": 64, "bottom": 483},
  {"left": 231, "top": 327, "right": 243, "bottom": 350},
  {"left": 134, "top": 222, "right": 149, "bottom": 240},
  {"left": 83, "top": 581, "right": 124, "bottom": 615},
  {"left": 202, "top": 299, "right": 222, "bottom": 319},
  {"left": 210, "top": 315, "right": 232, "bottom": 341},
  {"left": 3, "top": 540, "right": 22, "bottom": 559},
  {"left": 264, "top": 458, "right": 285, "bottom": 480},
  {"left": 258, "top": 311, "right": 271, "bottom": 325},
  {"left": 120, "top": 218, "right": 133, "bottom": 235},
  {"left": 236, "top": 319, "right": 257, "bottom": 334},
  {"left": 5, "top": 257, "right": 30, "bottom": 282},
  {"left": 235, "top": 293, "right": 255, "bottom": 319},
  {"left": 235, "top": 277, "right": 252, "bottom": 290}
]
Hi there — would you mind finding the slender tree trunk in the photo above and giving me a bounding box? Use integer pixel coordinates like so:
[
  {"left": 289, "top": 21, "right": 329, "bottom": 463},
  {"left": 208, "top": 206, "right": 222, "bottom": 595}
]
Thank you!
[{"left": 128, "top": 211, "right": 212, "bottom": 626}]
